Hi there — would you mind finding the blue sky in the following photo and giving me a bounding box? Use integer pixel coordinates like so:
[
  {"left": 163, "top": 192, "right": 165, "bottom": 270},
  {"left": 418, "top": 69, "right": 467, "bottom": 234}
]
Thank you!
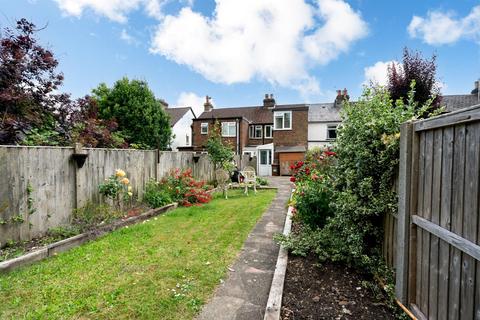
[{"left": 1, "top": 0, "right": 479, "bottom": 114}]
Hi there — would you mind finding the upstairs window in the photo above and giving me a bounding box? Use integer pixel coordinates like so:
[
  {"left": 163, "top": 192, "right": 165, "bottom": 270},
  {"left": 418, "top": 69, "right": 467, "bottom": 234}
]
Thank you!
[
  {"left": 201, "top": 123, "right": 208, "bottom": 134},
  {"left": 221, "top": 122, "right": 236, "bottom": 137},
  {"left": 185, "top": 134, "right": 190, "bottom": 145},
  {"left": 249, "top": 125, "right": 263, "bottom": 139},
  {"left": 327, "top": 125, "right": 338, "bottom": 140},
  {"left": 264, "top": 125, "right": 273, "bottom": 138},
  {"left": 274, "top": 111, "right": 292, "bottom": 130}
]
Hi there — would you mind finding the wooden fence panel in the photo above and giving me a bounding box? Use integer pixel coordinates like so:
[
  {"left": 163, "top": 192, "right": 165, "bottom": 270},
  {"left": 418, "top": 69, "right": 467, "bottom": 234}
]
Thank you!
[
  {"left": 0, "top": 146, "right": 76, "bottom": 245},
  {"left": 438, "top": 126, "right": 454, "bottom": 320},
  {"left": 77, "top": 148, "right": 158, "bottom": 207},
  {"left": 395, "top": 104, "right": 480, "bottom": 320}
]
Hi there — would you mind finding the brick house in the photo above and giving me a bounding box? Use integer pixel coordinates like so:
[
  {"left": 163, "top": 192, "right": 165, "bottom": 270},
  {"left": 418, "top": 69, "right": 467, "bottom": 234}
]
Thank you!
[{"left": 191, "top": 95, "right": 309, "bottom": 176}]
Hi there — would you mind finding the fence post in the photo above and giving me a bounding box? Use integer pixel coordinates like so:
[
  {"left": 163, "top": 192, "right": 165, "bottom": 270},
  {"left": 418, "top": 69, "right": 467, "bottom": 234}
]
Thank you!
[{"left": 395, "top": 121, "right": 414, "bottom": 303}]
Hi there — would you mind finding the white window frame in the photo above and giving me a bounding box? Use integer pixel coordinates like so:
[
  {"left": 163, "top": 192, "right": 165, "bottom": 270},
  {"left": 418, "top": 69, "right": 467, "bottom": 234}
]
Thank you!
[
  {"left": 274, "top": 111, "right": 292, "bottom": 130},
  {"left": 221, "top": 122, "right": 236, "bottom": 137},
  {"left": 327, "top": 124, "right": 338, "bottom": 140},
  {"left": 200, "top": 123, "right": 208, "bottom": 135},
  {"left": 264, "top": 125, "right": 273, "bottom": 138},
  {"left": 249, "top": 125, "right": 262, "bottom": 139}
]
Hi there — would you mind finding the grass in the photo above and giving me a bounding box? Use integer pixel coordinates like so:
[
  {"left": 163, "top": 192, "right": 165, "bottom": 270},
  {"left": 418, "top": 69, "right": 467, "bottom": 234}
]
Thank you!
[{"left": 0, "top": 189, "right": 276, "bottom": 320}]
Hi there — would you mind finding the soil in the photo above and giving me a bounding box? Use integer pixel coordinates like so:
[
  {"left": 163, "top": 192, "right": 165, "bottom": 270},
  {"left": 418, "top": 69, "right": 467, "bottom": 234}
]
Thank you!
[{"left": 281, "top": 254, "right": 397, "bottom": 320}]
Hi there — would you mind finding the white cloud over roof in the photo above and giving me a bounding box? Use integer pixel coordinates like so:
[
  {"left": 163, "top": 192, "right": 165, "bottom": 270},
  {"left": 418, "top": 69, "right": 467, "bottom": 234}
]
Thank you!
[{"left": 408, "top": 6, "right": 480, "bottom": 45}]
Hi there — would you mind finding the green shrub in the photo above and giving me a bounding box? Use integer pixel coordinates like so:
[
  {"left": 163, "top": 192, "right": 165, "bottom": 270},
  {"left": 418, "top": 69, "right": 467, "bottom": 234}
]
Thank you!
[
  {"left": 143, "top": 179, "right": 172, "bottom": 208},
  {"left": 293, "top": 178, "right": 334, "bottom": 228},
  {"left": 44, "top": 226, "right": 81, "bottom": 242},
  {"left": 256, "top": 177, "right": 268, "bottom": 186},
  {"left": 318, "top": 84, "right": 437, "bottom": 272},
  {"left": 73, "top": 202, "right": 122, "bottom": 231}
]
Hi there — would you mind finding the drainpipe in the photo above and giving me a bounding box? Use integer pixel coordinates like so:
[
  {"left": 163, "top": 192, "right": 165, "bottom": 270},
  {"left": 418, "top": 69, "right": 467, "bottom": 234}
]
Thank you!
[{"left": 236, "top": 118, "right": 240, "bottom": 155}]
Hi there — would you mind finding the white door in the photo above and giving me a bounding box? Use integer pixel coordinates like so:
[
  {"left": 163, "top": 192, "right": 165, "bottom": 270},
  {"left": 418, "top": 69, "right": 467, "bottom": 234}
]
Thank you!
[{"left": 258, "top": 148, "right": 272, "bottom": 176}]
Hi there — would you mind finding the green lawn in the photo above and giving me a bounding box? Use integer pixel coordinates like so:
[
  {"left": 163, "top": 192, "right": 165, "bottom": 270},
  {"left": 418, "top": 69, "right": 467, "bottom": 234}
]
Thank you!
[{"left": 0, "top": 189, "right": 276, "bottom": 320}]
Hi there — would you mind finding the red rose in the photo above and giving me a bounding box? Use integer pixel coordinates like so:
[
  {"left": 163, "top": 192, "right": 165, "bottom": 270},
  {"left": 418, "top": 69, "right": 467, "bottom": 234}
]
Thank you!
[{"left": 290, "top": 176, "right": 296, "bottom": 182}]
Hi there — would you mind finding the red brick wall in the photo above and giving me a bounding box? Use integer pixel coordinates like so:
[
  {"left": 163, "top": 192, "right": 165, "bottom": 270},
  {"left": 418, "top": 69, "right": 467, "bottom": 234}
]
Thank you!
[
  {"left": 273, "top": 110, "right": 308, "bottom": 147},
  {"left": 192, "top": 118, "right": 244, "bottom": 152}
]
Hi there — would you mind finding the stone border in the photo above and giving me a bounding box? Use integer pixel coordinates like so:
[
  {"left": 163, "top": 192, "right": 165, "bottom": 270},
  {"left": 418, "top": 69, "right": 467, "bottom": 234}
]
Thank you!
[
  {"left": 0, "top": 203, "right": 177, "bottom": 273},
  {"left": 264, "top": 197, "right": 294, "bottom": 319}
]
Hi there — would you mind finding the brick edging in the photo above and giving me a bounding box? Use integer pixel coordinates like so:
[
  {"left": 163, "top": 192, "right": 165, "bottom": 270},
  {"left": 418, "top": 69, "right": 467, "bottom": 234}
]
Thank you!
[{"left": 0, "top": 203, "right": 177, "bottom": 273}]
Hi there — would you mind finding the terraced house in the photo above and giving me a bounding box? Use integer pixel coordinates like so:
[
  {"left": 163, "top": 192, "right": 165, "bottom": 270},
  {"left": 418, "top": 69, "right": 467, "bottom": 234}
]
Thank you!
[{"left": 191, "top": 94, "right": 309, "bottom": 176}]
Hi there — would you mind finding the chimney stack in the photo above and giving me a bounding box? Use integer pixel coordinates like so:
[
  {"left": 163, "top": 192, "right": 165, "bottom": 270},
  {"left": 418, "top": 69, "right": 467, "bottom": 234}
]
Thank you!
[
  {"left": 263, "top": 93, "right": 276, "bottom": 108},
  {"left": 159, "top": 99, "right": 169, "bottom": 109},
  {"left": 204, "top": 95, "right": 213, "bottom": 112},
  {"left": 335, "top": 88, "right": 349, "bottom": 107}
]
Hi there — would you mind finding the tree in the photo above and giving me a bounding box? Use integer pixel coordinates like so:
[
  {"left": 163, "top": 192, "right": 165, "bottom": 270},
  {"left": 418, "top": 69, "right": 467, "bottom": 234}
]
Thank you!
[
  {"left": 206, "top": 121, "right": 234, "bottom": 170},
  {"left": 0, "top": 19, "right": 66, "bottom": 144},
  {"left": 69, "top": 96, "right": 127, "bottom": 148},
  {"left": 387, "top": 48, "right": 441, "bottom": 112},
  {"left": 92, "top": 78, "right": 172, "bottom": 149}
]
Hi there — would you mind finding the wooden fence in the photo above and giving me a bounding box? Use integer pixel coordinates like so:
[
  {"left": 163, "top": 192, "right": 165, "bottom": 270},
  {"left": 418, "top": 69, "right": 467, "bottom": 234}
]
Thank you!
[
  {"left": 394, "top": 104, "right": 480, "bottom": 320},
  {"left": 0, "top": 146, "right": 255, "bottom": 245}
]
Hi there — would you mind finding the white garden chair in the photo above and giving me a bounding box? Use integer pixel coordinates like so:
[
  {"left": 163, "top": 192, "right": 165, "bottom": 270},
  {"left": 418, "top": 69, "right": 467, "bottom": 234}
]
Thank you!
[
  {"left": 215, "top": 168, "right": 230, "bottom": 199},
  {"left": 241, "top": 166, "right": 257, "bottom": 196}
]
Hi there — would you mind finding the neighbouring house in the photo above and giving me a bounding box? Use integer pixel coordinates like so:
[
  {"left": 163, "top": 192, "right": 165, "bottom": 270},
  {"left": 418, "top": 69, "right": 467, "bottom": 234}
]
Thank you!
[
  {"left": 307, "top": 89, "right": 347, "bottom": 149},
  {"left": 192, "top": 95, "right": 309, "bottom": 176},
  {"left": 442, "top": 80, "right": 480, "bottom": 111},
  {"left": 164, "top": 105, "right": 196, "bottom": 151}
]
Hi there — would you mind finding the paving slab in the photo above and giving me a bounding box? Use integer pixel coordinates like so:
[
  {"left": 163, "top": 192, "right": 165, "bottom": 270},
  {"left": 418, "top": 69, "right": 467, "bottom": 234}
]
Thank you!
[{"left": 197, "top": 177, "right": 291, "bottom": 320}]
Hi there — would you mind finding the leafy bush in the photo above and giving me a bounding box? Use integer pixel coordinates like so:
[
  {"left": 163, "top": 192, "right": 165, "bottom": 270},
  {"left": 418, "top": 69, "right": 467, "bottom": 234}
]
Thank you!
[
  {"left": 98, "top": 169, "right": 133, "bottom": 202},
  {"left": 293, "top": 178, "right": 334, "bottom": 228},
  {"left": 289, "top": 147, "right": 336, "bottom": 228},
  {"left": 256, "top": 177, "right": 268, "bottom": 186},
  {"left": 73, "top": 202, "right": 123, "bottom": 231},
  {"left": 143, "top": 179, "right": 172, "bottom": 208},
  {"left": 161, "top": 168, "right": 212, "bottom": 206}
]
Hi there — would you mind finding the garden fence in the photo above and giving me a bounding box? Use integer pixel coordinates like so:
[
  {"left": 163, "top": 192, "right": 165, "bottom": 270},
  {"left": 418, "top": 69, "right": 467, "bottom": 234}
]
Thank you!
[
  {"left": 0, "top": 146, "right": 255, "bottom": 245},
  {"left": 393, "top": 104, "right": 480, "bottom": 320}
]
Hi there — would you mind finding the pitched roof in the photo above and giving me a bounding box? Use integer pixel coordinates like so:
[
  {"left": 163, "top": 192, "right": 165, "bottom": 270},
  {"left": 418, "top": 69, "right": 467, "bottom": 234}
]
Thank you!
[
  {"left": 165, "top": 107, "right": 195, "bottom": 126},
  {"left": 307, "top": 103, "right": 342, "bottom": 122},
  {"left": 196, "top": 104, "right": 308, "bottom": 124},
  {"left": 442, "top": 94, "right": 480, "bottom": 112}
]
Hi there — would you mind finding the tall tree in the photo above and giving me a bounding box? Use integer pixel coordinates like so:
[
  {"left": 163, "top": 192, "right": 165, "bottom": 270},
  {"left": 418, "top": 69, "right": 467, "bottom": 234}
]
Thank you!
[
  {"left": 387, "top": 48, "right": 441, "bottom": 111},
  {"left": 92, "top": 78, "right": 172, "bottom": 149},
  {"left": 0, "top": 19, "right": 66, "bottom": 144}
]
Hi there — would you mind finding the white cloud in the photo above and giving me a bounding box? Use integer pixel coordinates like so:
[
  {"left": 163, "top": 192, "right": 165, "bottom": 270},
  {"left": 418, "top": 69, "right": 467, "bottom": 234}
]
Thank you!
[
  {"left": 408, "top": 6, "right": 480, "bottom": 45},
  {"left": 363, "top": 60, "right": 400, "bottom": 86},
  {"left": 120, "top": 29, "right": 138, "bottom": 45},
  {"left": 53, "top": 0, "right": 167, "bottom": 22},
  {"left": 175, "top": 91, "right": 212, "bottom": 117},
  {"left": 150, "top": 0, "right": 368, "bottom": 94}
]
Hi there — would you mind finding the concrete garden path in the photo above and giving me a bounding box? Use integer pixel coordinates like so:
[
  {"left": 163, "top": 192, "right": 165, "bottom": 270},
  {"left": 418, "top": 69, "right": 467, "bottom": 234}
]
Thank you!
[{"left": 197, "top": 177, "right": 292, "bottom": 320}]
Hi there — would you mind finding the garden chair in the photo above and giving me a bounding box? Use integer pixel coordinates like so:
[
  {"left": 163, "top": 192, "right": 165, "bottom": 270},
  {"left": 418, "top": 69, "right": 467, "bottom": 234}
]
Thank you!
[
  {"left": 241, "top": 166, "right": 257, "bottom": 196},
  {"left": 215, "top": 168, "right": 230, "bottom": 199}
]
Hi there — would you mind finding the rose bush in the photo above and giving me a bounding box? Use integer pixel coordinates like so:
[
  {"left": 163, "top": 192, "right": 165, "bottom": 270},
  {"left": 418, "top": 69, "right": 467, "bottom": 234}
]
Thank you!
[
  {"left": 289, "top": 147, "right": 336, "bottom": 228},
  {"left": 156, "top": 168, "right": 212, "bottom": 207}
]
